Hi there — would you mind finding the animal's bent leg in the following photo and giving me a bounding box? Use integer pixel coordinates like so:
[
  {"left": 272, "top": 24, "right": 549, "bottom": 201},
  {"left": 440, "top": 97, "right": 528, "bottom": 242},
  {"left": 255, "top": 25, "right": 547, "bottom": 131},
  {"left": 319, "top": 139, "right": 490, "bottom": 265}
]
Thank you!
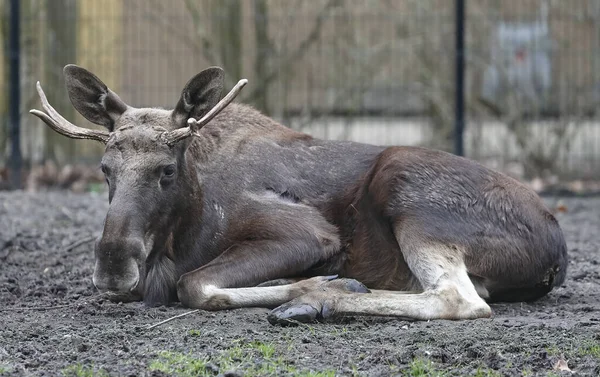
[
  {"left": 269, "top": 242, "right": 492, "bottom": 323},
  {"left": 177, "top": 238, "right": 341, "bottom": 310}
]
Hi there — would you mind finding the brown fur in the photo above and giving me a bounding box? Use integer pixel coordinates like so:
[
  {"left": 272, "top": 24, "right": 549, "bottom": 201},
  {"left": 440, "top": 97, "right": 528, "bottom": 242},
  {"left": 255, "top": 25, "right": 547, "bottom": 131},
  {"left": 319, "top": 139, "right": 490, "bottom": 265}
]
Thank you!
[{"left": 33, "top": 65, "right": 568, "bottom": 319}]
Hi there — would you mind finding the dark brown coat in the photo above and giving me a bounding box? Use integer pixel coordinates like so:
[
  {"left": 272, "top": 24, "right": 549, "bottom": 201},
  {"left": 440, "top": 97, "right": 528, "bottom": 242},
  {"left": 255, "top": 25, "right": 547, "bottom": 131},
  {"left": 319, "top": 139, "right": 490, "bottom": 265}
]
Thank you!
[{"left": 30, "top": 65, "right": 567, "bottom": 322}]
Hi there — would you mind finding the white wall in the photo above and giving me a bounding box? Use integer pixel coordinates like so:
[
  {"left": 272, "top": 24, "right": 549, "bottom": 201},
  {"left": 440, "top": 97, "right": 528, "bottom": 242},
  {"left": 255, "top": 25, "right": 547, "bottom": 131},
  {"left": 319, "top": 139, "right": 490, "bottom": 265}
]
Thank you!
[{"left": 290, "top": 117, "right": 600, "bottom": 178}]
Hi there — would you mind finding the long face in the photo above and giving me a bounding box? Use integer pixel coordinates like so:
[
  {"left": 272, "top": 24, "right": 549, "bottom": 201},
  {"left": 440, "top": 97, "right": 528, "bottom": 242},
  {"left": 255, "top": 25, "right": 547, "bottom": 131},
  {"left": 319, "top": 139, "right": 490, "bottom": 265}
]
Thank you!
[
  {"left": 30, "top": 64, "right": 236, "bottom": 305},
  {"left": 93, "top": 115, "right": 184, "bottom": 302}
]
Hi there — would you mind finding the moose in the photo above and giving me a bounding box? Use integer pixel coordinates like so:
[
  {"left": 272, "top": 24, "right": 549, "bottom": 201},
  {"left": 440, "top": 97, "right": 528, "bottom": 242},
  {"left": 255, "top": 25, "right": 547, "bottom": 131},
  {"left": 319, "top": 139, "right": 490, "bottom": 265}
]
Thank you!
[{"left": 30, "top": 65, "right": 568, "bottom": 324}]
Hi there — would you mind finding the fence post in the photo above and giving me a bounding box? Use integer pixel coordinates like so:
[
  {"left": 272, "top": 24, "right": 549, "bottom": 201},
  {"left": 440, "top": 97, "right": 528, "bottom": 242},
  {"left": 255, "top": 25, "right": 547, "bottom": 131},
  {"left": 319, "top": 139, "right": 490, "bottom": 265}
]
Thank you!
[
  {"left": 454, "top": 0, "right": 465, "bottom": 157},
  {"left": 8, "top": 0, "right": 22, "bottom": 189}
]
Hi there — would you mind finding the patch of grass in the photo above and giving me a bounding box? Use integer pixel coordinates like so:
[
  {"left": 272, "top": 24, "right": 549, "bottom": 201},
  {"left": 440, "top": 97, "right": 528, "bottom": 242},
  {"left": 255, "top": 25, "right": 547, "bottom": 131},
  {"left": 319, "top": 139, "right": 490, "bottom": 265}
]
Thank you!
[
  {"left": 248, "top": 340, "right": 276, "bottom": 359},
  {"left": 577, "top": 342, "right": 600, "bottom": 359},
  {"left": 188, "top": 329, "right": 202, "bottom": 337},
  {"left": 547, "top": 339, "right": 600, "bottom": 360},
  {"left": 297, "top": 371, "right": 335, "bottom": 377},
  {"left": 521, "top": 368, "right": 533, "bottom": 377},
  {"left": 406, "top": 358, "right": 447, "bottom": 377},
  {"left": 61, "top": 364, "right": 109, "bottom": 377},
  {"left": 330, "top": 326, "right": 349, "bottom": 336},
  {"left": 348, "top": 364, "right": 361, "bottom": 377},
  {"left": 149, "top": 340, "right": 336, "bottom": 377},
  {"left": 149, "top": 352, "right": 210, "bottom": 376},
  {"left": 545, "top": 345, "right": 561, "bottom": 356},
  {"left": 405, "top": 358, "right": 499, "bottom": 377}
]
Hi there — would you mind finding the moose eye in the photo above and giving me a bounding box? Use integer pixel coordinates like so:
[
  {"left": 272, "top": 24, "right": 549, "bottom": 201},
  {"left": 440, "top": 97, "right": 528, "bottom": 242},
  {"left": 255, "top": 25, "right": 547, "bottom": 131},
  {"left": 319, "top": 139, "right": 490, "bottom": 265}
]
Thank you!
[
  {"left": 160, "top": 165, "right": 177, "bottom": 187},
  {"left": 163, "top": 165, "right": 176, "bottom": 177}
]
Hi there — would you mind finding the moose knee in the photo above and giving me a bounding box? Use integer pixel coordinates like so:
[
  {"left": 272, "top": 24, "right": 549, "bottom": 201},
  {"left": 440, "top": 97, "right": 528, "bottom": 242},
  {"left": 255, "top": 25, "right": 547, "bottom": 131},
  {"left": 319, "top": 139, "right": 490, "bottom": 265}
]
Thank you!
[
  {"left": 176, "top": 276, "right": 231, "bottom": 310},
  {"left": 176, "top": 275, "right": 196, "bottom": 307},
  {"left": 177, "top": 275, "right": 213, "bottom": 308}
]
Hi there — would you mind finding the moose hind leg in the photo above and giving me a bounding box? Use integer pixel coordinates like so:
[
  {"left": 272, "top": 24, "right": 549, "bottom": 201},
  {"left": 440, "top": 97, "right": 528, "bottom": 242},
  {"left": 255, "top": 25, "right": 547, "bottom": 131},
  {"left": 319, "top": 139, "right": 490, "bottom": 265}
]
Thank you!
[
  {"left": 269, "top": 241, "right": 492, "bottom": 323},
  {"left": 397, "top": 241, "right": 493, "bottom": 319}
]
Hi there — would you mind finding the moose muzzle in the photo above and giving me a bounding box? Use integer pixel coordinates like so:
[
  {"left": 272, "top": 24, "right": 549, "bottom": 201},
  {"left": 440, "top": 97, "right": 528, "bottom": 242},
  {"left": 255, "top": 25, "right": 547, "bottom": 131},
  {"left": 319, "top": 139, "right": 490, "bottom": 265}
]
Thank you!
[{"left": 92, "top": 237, "right": 146, "bottom": 300}]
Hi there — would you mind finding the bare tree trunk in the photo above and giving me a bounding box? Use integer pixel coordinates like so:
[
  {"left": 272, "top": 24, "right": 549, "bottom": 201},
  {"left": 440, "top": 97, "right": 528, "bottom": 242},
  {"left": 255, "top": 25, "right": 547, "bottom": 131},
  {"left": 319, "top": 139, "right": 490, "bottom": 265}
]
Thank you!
[
  {"left": 18, "top": 0, "right": 45, "bottom": 166},
  {"left": 219, "top": 0, "right": 242, "bottom": 81},
  {"left": 45, "top": 0, "right": 77, "bottom": 164},
  {"left": 207, "top": 0, "right": 242, "bottom": 90},
  {"left": 243, "top": 0, "right": 337, "bottom": 109},
  {"left": 253, "top": 0, "right": 270, "bottom": 114}
]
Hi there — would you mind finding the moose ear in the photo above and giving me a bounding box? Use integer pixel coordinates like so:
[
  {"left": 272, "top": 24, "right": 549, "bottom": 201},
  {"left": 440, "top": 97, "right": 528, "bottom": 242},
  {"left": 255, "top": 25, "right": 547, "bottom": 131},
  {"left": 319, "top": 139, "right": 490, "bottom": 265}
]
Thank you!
[
  {"left": 172, "top": 67, "right": 224, "bottom": 127},
  {"left": 63, "top": 64, "right": 128, "bottom": 131}
]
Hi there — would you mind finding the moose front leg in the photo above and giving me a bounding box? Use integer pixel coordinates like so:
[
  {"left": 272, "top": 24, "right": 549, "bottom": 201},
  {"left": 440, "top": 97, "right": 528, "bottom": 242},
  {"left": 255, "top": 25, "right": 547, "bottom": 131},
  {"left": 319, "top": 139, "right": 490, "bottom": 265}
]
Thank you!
[
  {"left": 176, "top": 199, "right": 342, "bottom": 310},
  {"left": 177, "top": 238, "right": 340, "bottom": 310}
]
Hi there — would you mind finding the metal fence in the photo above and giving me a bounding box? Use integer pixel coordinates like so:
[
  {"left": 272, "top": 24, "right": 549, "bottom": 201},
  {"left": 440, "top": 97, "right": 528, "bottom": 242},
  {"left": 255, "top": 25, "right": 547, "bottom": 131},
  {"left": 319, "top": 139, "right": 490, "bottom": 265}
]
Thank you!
[{"left": 2, "top": 0, "right": 600, "bottom": 189}]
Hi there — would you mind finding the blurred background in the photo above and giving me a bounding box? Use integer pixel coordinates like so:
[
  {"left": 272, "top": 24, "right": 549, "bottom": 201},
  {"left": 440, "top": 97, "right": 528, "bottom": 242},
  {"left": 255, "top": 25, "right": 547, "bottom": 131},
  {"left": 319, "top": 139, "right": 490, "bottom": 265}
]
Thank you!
[{"left": 1, "top": 0, "right": 599, "bottom": 193}]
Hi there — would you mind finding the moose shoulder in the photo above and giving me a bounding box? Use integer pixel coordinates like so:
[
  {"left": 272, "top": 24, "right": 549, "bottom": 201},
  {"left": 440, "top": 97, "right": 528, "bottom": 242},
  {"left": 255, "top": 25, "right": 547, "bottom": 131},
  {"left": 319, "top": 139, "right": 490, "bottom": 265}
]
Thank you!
[{"left": 30, "top": 65, "right": 568, "bottom": 323}]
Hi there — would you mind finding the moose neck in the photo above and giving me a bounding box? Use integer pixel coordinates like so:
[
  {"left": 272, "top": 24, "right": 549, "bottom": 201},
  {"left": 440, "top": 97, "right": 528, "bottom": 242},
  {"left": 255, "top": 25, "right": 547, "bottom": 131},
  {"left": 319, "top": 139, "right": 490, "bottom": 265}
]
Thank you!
[{"left": 168, "top": 143, "right": 220, "bottom": 277}]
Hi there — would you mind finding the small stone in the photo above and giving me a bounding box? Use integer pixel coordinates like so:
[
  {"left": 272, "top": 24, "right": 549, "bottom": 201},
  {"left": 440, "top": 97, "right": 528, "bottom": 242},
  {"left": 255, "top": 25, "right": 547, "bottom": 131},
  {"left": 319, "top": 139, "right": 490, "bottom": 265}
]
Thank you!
[
  {"left": 205, "top": 363, "right": 219, "bottom": 373},
  {"left": 77, "top": 343, "right": 90, "bottom": 352}
]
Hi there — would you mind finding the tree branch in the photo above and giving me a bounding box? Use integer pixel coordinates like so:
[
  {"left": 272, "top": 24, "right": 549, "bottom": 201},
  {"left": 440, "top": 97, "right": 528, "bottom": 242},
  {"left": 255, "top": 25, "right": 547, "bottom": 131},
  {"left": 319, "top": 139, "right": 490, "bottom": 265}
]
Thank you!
[{"left": 243, "top": 0, "right": 339, "bottom": 103}]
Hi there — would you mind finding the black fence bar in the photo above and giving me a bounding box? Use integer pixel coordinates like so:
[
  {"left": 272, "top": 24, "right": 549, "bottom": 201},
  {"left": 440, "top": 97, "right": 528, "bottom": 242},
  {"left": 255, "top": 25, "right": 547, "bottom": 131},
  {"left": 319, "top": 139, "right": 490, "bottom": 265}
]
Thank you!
[
  {"left": 9, "top": 0, "right": 22, "bottom": 189},
  {"left": 454, "top": 0, "right": 465, "bottom": 157}
]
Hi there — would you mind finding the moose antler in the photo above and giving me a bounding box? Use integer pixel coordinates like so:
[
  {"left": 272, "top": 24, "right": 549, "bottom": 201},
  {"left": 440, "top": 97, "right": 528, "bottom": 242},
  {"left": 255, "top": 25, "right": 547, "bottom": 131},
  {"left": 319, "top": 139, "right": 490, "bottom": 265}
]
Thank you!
[
  {"left": 163, "top": 79, "right": 248, "bottom": 146},
  {"left": 29, "top": 82, "right": 110, "bottom": 144}
]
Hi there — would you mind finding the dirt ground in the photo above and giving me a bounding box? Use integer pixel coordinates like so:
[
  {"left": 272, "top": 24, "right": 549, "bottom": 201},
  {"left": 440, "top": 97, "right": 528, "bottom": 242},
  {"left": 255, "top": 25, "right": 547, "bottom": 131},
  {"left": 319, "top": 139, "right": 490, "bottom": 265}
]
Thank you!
[{"left": 0, "top": 191, "right": 599, "bottom": 377}]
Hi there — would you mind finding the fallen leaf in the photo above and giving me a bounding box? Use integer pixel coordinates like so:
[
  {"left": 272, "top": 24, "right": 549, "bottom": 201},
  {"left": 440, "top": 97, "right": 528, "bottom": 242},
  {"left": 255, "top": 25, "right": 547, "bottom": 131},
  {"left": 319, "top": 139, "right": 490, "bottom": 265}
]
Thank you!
[{"left": 553, "top": 357, "right": 572, "bottom": 373}]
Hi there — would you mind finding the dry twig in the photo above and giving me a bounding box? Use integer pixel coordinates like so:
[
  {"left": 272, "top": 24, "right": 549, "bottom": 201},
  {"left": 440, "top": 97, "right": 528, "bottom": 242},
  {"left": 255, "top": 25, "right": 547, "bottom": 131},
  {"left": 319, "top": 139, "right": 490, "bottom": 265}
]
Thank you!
[
  {"left": 146, "top": 309, "right": 200, "bottom": 330},
  {"left": 64, "top": 236, "right": 97, "bottom": 252}
]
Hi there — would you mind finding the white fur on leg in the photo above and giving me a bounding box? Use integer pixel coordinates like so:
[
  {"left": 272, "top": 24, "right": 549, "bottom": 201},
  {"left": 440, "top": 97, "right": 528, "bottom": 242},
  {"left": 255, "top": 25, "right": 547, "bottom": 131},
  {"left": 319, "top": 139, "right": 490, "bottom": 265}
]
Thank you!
[
  {"left": 268, "top": 251, "right": 492, "bottom": 322},
  {"left": 331, "top": 259, "right": 491, "bottom": 320},
  {"left": 190, "top": 276, "right": 334, "bottom": 310}
]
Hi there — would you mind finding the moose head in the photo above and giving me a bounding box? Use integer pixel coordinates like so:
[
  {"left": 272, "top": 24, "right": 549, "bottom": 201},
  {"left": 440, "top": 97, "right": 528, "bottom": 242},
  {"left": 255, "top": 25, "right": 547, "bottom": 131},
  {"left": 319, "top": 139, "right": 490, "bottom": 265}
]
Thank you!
[{"left": 30, "top": 65, "right": 247, "bottom": 303}]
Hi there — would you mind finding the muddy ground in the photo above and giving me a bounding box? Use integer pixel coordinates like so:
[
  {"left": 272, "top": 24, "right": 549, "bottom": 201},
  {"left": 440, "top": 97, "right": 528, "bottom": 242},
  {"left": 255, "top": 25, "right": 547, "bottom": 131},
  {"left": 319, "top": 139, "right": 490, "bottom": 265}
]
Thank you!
[{"left": 0, "top": 191, "right": 599, "bottom": 377}]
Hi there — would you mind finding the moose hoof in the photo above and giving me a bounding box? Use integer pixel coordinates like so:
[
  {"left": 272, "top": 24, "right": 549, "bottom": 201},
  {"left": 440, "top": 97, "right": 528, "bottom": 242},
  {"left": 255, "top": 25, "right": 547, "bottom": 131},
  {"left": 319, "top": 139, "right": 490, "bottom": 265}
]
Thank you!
[
  {"left": 267, "top": 278, "right": 370, "bottom": 325},
  {"left": 267, "top": 303, "right": 322, "bottom": 325}
]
